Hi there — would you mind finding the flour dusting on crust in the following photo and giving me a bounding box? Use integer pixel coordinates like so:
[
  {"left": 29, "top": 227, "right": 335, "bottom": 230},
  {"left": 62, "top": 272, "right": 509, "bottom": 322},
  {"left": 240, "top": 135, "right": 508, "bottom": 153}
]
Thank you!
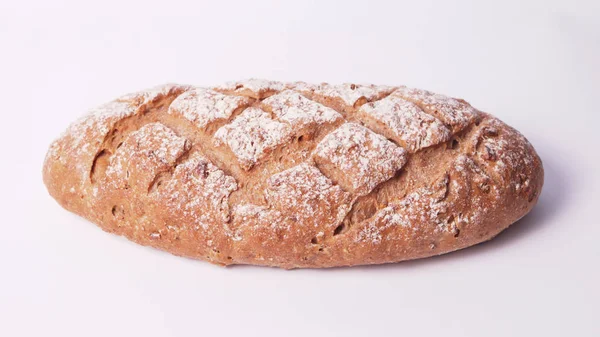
[
  {"left": 355, "top": 175, "right": 453, "bottom": 244},
  {"left": 231, "top": 204, "right": 289, "bottom": 242},
  {"left": 105, "top": 123, "right": 189, "bottom": 189},
  {"left": 214, "top": 107, "right": 293, "bottom": 170},
  {"left": 168, "top": 87, "right": 252, "bottom": 130},
  {"left": 43, "top": 79, "right": 543, "bottom": 268},
  {"left": 214, "top": 79, "right": 285, "bottom": 99},
  {"left": 358, "top": 95, "right": 452, "bottom": 152},
  {"left": 155, "top": 152, "right": 238, "bottom": 230},
  {"left": 50, "top": 83, "right": 188, "bottom": 161},
  {"left": 314, "top": 83, "right": 396, "bottom": 106},
  {"left": 262, "top": 90, "right": 343, "bottom": 130},
  {"left": 314, "top": 123, "right": 407, "bottom": 196},
  {"left": 393, "top": 86, "right": 478, "bottom": 131},
  {"left": 48, "top": 84, "right": 189, "bottom": 188},
  {"left": 116, "top": 83, "right": 191, "bottom": 105},
  {"left": 266, "top": 163, "right": 351, "bottom": 228}
]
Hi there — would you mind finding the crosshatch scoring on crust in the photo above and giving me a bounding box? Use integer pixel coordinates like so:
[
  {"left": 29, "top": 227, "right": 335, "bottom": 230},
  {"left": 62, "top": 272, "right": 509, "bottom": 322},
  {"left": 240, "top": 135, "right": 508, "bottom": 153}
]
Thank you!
[
  {"left": 42, "top": 78, "right": 544, "bottom": 268},
  {"left": 213, "top": 107, "right": 293, "bottom": 170},
  {"left": 357, "top": 95, "right": 452, "bottom": 152},
  {"left": 261, "top": 90, "right": 343, "bottom": 130},
  {"left": 168, "top": 87, "right": 252, "bottom": 130},
  {"left": 313, "top": 123, "right": 407, "bottom": 196},
  {"left": 265, "top": 163, "right": 352, "bottom": 229}
]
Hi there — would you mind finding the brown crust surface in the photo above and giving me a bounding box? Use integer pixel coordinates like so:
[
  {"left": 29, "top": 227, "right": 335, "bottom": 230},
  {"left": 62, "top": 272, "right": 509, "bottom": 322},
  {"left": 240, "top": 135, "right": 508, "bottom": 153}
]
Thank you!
[{"left": 43, "top": 80, "right": 544, "bottom": 269}]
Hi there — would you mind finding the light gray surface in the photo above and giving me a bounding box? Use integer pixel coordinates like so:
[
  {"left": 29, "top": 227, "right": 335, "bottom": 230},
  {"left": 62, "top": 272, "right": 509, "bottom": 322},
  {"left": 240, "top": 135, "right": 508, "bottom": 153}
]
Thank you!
[{"left": 1, "top": 1, "right": 598, "bottom": 336}]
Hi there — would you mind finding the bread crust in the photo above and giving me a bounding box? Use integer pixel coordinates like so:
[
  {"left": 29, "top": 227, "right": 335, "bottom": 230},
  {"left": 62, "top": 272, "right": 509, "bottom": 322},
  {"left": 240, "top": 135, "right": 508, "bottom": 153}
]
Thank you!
[{"left": 43, "top": 80, "right": 543, "bottom": 268}]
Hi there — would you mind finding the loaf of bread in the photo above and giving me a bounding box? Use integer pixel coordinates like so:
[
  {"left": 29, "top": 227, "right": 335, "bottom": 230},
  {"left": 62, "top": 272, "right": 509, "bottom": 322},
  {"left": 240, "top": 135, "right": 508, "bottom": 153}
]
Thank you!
[{"left": 43, "top": 79, "right": 543, "bottom": 268}]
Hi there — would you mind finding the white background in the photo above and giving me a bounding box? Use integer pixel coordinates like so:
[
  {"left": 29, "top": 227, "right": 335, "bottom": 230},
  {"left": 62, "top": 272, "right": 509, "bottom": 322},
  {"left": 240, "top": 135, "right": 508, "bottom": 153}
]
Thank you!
[{"left": 1, "top": 1, "right": 599, "bottom": 336}]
